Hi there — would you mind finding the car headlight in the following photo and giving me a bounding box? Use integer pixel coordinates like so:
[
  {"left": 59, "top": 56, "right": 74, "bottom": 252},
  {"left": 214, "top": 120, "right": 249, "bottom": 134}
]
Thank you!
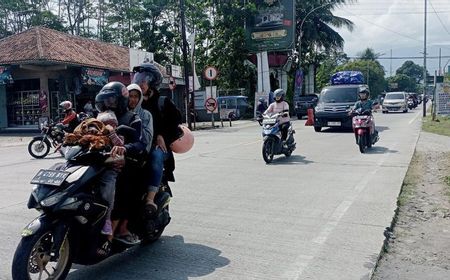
[
  {"left": 315, "top": 104, "right": 324, "bottom": 112},
  {"left": 41, "top": 192, "right": 66, "bottom": 207}
]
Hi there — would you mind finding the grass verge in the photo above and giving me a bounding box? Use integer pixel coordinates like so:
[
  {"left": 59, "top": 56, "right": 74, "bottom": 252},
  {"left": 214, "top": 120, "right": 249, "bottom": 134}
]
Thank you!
[
  {"left": 397, "top": 152, "right": 422, "bottom": 207},
  {"left": 422, "top": 115, "right": 450, "bottom": 137}
]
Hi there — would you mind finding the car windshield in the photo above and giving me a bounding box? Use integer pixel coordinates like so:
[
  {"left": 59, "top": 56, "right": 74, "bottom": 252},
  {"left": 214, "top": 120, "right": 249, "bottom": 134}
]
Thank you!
[
  {"left": 385, "top": 93, "right": 405, "bottom": 99},
  {"left": 319, "top": 87, "right": 358, "bottom": 103},
  {"left": 297, "top": 95, "right": 317, "bottom": 101}
]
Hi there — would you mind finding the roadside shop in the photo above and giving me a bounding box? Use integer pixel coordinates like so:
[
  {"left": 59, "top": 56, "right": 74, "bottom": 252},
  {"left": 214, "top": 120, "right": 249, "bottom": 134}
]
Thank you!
[{"left": 0, "top": 27, "right": 184, "bottom": 130}]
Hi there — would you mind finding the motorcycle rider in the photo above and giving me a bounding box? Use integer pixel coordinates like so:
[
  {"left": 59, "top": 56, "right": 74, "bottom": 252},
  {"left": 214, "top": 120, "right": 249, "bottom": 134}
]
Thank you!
[
  {"left": 264, "top": 88, "right": 291, "bottom": 145},
  {"left": 350, "top": 88, "right": 379, "bottom": 141},
  {"left": 132, "top": 63, "right": 167, "bottom": 219},
  {"left": 111, "top": 83, "right": 154, "bottom": 245},
  {"left": 95, "top": 81, "right": 147, "bottom": 255},
  {"left": 257, "top": 97, "right": 268, "bottom": 114},
  {"left": 59, "top": 101, "right": 79, "bottom": 132}
]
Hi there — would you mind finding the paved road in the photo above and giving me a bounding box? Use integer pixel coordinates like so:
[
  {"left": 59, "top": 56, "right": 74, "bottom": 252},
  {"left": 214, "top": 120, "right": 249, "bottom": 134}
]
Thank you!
[{"left": 0, "top": 108, "right": 423, "bottom": 279}]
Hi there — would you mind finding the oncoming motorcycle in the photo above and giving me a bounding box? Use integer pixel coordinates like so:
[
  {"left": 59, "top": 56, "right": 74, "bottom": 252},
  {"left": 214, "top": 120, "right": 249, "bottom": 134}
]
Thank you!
[
  {"left": 260, "top": 111, "right": 296, "bottom": 163},
  {"left": 28, "top": 121, "right": 66, "bottom": 159},
  {"left": 350, "top": 108, "right": 379, "bottom": 153},
  {"left": 12, "top": 146, "right": 172, "bottom": 280}
]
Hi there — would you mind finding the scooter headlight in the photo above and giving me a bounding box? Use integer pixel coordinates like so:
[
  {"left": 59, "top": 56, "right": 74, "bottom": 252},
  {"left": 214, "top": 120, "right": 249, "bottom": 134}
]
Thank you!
[{"left": 40, "top": 192, "right": 66, "bottom": 207}]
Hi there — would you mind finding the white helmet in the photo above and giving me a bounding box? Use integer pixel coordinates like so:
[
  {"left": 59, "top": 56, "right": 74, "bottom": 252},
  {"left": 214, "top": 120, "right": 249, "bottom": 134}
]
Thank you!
[{"left": 59, "top": 101, "right": 72, "bottom": 111}]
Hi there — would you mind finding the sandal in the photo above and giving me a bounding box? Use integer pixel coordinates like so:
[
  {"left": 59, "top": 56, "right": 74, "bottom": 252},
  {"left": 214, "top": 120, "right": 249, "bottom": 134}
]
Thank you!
[
  {"left": 143, "top": 203, "right": 158, "bottom": 219},
  {"left": 96, "top": 240, "right": 112, "bottom": 258},
  {"left": 114, "top": 233, "right": 140, "bottom": 245}
]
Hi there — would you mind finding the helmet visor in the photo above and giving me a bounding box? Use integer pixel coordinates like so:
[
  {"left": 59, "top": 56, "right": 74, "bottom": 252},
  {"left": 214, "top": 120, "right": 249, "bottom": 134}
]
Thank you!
[{"left": 95, "top": 91, "right": 118, "bottom": 113}]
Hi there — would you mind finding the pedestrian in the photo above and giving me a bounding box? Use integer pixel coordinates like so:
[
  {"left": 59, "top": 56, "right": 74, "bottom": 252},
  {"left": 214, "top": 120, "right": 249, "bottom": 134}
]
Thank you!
[{"left": 83, "top": 100, "right": 94, "bottom": 117}]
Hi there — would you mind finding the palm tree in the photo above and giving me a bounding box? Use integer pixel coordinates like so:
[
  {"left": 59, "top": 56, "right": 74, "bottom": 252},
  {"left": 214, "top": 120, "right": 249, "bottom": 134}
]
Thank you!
[{"left": 297, "top": 0, "right": 355, "bottom": 66}]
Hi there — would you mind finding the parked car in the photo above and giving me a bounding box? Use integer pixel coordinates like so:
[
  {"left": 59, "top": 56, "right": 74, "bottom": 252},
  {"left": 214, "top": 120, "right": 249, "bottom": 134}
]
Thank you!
[
  {"left": 314, "top": 84, "right": 367, "bottom": 132},
  {"left": 293, "top": 94, "right": 319, "bottom": 119},
  {"left": 382, "top": 92, "right": 408, "bottom": 113},
  {"left": 217, "top": 96, "right": 251, "bottom": 120}
]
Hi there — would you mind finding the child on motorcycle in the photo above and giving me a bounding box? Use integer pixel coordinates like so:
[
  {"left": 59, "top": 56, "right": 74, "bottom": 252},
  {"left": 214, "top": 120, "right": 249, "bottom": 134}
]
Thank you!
[{"left": 264, "top": 88, "right": 290, "bottom": 145}]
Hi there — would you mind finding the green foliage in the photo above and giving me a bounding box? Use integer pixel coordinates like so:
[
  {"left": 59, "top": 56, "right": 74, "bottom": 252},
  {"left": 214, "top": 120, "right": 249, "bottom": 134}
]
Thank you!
[
  {"left": 336, "top": 59, "right": 386, "bottom": 97},
  {"left": 316, "top": 50, "right": 349, "bottom": 90},
  {"left": 386, "top": 74, "right": 417, "bottom": 92},
  {"left": 296, "top": 0, "right": 354, "bottom": 68},
  {"left": 396, "top": 60, "right": 425, "bottom": 83}
]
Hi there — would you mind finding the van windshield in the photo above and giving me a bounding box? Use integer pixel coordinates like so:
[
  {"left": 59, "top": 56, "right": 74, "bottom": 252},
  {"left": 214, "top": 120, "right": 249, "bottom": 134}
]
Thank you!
[
  {"left": 319, "top": 87, "right": 358, "bottom": 103},
  {"left": 385, "top": 93, "right": 405, "bottom": 99}
]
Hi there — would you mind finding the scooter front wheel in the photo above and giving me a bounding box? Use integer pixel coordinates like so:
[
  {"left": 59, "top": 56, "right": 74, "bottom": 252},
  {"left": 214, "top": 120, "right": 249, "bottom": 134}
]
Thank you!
[
  {"left": 262, "top": 139, "right": 274, "bottom": 163},
  {"left": 12, "top": 221, "right": 72, "bottom": 280},
  {"left": 357, "top": 135, "right": 366, "bottom": 153}
]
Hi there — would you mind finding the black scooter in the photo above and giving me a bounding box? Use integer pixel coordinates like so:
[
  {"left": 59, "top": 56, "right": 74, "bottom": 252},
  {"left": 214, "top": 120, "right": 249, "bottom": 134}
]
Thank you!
[{"left": 12, "top": 147, "right": 171, "bottom": 280}]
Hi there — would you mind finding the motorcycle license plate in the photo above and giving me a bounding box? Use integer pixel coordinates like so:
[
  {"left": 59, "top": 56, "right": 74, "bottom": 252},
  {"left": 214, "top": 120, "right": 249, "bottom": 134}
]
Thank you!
[
  {"left": 30, "top": 169, "right": 70, "bottom": 186},
  {"left": 328, "top": 121, "right": 341, "bottom": 126}
]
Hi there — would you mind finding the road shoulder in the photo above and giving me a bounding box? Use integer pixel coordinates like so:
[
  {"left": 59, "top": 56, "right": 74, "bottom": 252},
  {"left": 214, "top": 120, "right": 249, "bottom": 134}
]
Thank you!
[{"left": 373, "top": 131, "right": 450, "bottom": 279}]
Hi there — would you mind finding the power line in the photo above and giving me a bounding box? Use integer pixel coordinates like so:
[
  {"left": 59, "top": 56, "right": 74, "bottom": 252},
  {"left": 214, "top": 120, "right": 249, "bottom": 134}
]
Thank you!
[
  {"left": 339, "top": 10, "right": 450, "bottom": 16},
  {"left": 429, "top": 0, "right": 450, "bottom": 36},
  {"left": 342, "top": 9, "right": 424, "bottom": 43},
  {"left": 349, "top": 56, "right": 450, "bottom": 60}
]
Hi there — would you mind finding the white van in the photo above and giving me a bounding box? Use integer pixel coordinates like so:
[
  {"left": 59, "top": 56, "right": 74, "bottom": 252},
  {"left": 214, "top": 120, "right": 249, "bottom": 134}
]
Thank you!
[{"left": 382, "top": 92, "right": 408, "bottom": 113}]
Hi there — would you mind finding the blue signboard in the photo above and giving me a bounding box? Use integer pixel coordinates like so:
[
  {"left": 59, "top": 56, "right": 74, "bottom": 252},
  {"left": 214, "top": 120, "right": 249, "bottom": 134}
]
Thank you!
[
  {"left": 0, "top": 66, "right": 13, "bottom": 85},
  {"left": 81, "top": 67, "right": 109, "bottom": 86}
]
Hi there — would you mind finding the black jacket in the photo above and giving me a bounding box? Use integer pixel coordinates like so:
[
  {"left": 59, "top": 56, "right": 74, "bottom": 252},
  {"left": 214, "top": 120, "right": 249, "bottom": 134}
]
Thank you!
[{"left": 141, "top": 91, "right": 162, "bottom": 146}]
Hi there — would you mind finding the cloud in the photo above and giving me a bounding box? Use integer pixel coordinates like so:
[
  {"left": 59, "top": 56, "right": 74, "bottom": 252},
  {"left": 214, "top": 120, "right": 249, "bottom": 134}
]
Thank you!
[{"left": 332, "top": 0, "right": 450, "bottom": 75}]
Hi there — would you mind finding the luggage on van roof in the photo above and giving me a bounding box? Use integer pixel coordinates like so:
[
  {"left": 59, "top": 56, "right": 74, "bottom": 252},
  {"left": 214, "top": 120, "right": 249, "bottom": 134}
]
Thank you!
[{"left": 330, "top": 71, "right": 365, "bottom": 85}]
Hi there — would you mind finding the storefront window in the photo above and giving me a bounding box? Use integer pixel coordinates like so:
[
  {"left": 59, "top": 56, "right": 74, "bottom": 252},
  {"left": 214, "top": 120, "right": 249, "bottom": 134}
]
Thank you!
[{"left": 6, "top": 79, "right": 41, "bottom": 127}]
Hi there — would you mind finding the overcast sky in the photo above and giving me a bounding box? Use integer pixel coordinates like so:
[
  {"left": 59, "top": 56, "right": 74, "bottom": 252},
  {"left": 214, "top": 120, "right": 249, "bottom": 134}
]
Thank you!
[{"left": 333, "top": 0, "right": 450, "bottom": 77}]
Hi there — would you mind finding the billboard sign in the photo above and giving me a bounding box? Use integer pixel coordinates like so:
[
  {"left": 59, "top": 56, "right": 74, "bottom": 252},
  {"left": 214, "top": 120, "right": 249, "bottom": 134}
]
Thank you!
[
  {"left": 436, "top": 83, "right": 450, "bottom": 115},
  {"left": 81, "top": 67, "right": 109, "bottom": 86},
  {"left": 245, "top": 0, "right": 295, "bottom": 52}
]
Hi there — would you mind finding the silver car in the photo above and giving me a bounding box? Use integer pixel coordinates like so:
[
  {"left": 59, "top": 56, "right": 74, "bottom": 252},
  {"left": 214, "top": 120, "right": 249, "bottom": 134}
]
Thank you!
[{"left": 382, "top": 92, "right": 408, "bottom": 113}]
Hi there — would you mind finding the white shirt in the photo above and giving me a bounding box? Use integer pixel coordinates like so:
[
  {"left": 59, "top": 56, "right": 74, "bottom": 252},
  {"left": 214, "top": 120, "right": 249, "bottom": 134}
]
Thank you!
[{"left": 264, "top": 101, "right": 290, "bottom": 124}]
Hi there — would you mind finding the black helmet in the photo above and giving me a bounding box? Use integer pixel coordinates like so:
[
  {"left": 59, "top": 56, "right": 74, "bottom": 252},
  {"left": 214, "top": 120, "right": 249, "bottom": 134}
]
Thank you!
[
  {"left": 274, "top": 88, "right": 285, "bottom": 103},
  {"left": 132, "top": 63, "right": 163, "bottom": 90},
  {"left": 95, "top": 82, "right": 129, "bottom": 117},
  {"left": 358, "top": 87, "right": 370, "bottom": 100}
]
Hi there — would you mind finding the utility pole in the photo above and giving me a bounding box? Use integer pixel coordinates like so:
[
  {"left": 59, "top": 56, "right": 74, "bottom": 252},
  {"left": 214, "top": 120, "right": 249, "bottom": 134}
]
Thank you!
[
  {"left": 439, "top": 48, "right": 442, "bottom": 75},
  {"left": 180, "top": 0, "right": 192, "bottom": 129},
  {"left": 390, "top": 49, "right": 392, "bottom": 77},
  {"left": 423, "top": 0, "right": 427, "bottom": 117}
]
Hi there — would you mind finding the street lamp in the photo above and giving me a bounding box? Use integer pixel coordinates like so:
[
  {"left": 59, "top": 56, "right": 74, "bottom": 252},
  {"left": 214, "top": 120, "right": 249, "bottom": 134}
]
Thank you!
[{"left": 297, "top": 3, "right": 331, "bottom": 67}]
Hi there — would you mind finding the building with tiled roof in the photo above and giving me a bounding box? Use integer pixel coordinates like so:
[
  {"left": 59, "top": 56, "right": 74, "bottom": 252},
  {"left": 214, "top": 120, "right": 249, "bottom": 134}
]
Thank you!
[{"left": 0, "top": 27, "right": 184, "bottom": 129}]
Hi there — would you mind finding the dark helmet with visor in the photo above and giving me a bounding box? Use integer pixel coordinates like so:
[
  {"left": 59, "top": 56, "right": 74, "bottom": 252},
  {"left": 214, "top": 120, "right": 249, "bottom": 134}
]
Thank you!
[
  {"left": 132, "top": 63, "right": 163, "bottom": 90},
  {"left": 95, "top": 82, "right": 129, "bottom": 117}
]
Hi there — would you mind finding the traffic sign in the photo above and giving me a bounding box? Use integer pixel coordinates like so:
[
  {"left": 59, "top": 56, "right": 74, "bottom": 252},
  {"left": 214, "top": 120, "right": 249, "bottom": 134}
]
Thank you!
[
  {"left": 205, "top": 97, "right": 218, "bottom": 112},
  {"left": 204, "top": 66, "right": 218, "bottom": 81},
  {"left": 169, "top": 76, "right": 176, "bottom": 91}
]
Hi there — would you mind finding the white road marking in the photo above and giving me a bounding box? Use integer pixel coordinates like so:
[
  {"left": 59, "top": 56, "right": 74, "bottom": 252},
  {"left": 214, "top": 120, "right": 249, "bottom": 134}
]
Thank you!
[
  {"left": 409, "top": 110, "right": 422, "bottom": 124},
  {"left": 292, "top": 143, "right": 398, "bottom": 279}
]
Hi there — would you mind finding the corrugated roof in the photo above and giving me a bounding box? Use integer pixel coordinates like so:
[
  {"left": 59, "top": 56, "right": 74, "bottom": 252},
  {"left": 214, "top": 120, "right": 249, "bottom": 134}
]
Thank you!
[{"left": 0, "top": 27, "right": 130, "bottom": 72}]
